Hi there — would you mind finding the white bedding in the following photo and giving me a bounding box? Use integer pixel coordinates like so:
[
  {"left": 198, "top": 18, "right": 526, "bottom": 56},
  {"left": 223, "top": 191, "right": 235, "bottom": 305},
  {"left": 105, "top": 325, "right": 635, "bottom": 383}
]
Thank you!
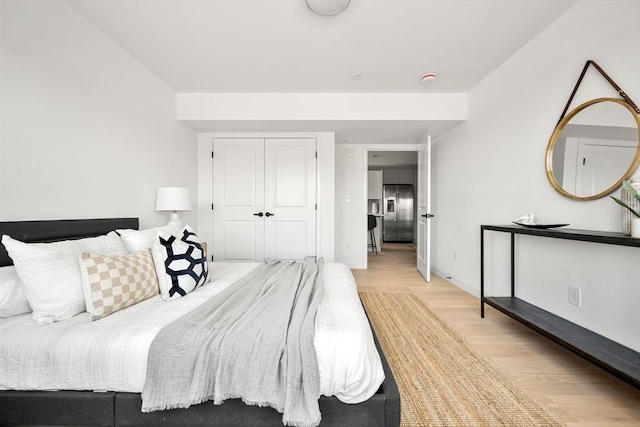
[{"left": 0, "top": 262, "right": 384, "bottom": 404}]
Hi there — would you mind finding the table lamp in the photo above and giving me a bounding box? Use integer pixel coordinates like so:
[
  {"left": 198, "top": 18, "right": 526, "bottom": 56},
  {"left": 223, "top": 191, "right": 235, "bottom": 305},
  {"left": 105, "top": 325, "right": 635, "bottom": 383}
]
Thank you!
[{"left": 155, "top": 187, "right": 192, "bottom": 229}]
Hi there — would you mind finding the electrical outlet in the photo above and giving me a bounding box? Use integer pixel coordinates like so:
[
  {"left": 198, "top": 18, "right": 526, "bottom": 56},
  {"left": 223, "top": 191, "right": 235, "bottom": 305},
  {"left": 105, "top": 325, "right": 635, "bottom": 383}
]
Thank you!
[
  {"left": 453, "top": 250, "right": 458, "bottom": 261},
  {"left": 569, "top": 286, "right": 581, "bottom": 306}
]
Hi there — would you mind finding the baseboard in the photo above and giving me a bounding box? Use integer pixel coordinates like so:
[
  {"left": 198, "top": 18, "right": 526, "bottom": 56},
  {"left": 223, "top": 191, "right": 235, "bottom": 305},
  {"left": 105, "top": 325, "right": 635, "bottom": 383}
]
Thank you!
[{"left": 431, "top": 267, "right": 479, "bottom": 298}]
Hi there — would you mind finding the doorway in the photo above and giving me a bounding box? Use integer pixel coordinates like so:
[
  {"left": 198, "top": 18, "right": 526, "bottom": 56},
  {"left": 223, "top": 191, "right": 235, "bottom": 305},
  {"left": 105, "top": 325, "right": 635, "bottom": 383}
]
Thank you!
[{"left": 367, "top": 150, "right": 418, "bottom": 267}]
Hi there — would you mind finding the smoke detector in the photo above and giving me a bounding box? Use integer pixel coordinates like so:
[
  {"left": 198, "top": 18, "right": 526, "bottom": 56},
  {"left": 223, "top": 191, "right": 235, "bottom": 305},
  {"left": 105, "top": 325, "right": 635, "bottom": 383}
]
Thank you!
[{"left": 422, "top": 73, "right": 437, "bottom": 84}]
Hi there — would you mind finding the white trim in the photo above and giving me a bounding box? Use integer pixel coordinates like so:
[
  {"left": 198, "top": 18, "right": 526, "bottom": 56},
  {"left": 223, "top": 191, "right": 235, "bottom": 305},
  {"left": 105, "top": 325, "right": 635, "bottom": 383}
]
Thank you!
[
  {"left": 197, "top": 132, "right": 213, "bottom": 258},
  {"left": 316, "top": 133, "right": 336, "bottom": 262},
  {"left": 431, "top": 267, "right": 480, "bottom": 298}
]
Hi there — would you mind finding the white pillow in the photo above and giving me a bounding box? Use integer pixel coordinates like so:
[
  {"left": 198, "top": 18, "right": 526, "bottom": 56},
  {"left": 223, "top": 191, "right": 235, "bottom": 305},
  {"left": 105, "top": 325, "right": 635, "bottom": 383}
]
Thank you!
[
  {"left": 1, "top": 232, "right": 128, "bottom": 325},
  {"left": 0, "top": 266, "right": 31, "bottom": 317},
  {"left": 117, "top": 225, "right": 179, "bottom": 252},
  {"left": 152, "top": 225, "right": 209, "bottom": 300}
]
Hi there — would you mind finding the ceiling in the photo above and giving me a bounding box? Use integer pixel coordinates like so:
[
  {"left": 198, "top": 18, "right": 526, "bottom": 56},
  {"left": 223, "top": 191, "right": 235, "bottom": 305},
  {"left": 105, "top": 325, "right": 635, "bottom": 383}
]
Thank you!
[{"left": 65, "top": 0, "right": 577, "bottom": 144}]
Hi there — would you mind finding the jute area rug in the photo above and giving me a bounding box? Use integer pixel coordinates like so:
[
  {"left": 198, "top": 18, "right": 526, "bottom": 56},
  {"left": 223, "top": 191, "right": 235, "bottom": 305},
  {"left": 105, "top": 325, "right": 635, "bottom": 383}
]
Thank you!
[{"left": 360, "top": 292, "right": 564, "bottom": 427}]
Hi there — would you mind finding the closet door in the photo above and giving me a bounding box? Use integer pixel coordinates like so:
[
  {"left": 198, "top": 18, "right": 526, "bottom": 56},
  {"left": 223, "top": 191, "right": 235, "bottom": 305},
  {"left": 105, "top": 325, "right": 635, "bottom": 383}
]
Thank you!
[
  {"left": 264, "top": 138, "right": 316, "bottom": 260},
  {"left": 212, "top": 138, "right": 265, "bottom": 261}
]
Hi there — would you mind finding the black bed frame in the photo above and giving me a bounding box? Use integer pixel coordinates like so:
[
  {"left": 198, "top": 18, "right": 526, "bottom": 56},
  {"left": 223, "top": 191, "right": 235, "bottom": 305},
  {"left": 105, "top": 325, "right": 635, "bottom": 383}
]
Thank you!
[{"left": 0, "top": 218, "right": 400, "bottom": 427}]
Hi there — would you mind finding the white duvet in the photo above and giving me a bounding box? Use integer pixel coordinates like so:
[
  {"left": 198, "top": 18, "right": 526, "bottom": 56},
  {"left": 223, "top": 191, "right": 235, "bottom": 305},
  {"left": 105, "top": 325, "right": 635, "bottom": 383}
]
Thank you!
[{"left": 0, "top": 262, "right": 384, "bottom": 404}]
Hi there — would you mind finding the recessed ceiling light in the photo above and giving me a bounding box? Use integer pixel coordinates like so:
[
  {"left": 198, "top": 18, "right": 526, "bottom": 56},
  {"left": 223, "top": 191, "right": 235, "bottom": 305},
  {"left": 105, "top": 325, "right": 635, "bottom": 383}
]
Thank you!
[
  {"left": 306, "top": 0, "right": 351, "bottom": 16},
  {"left": 352, "top": 74, "right": 362, "bottom": 81}
]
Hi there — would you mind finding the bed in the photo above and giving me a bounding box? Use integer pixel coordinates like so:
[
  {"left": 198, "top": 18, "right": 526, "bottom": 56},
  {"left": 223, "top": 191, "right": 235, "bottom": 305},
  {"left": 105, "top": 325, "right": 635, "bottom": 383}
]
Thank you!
[{"left": 0, "top": 218, "right": 400, "bottom": 427}]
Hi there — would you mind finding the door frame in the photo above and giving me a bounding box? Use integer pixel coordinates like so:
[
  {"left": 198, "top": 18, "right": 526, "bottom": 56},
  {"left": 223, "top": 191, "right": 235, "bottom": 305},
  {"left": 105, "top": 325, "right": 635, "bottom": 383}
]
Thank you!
[
  {"left": 362, "top": 143, "right": 424, "bottom": 270},
  {"left": 197, "top": 132, "right": 336, "bottom": 262},
  {"left": 416, "top": 137, "right": 431, "bottom": 282}
]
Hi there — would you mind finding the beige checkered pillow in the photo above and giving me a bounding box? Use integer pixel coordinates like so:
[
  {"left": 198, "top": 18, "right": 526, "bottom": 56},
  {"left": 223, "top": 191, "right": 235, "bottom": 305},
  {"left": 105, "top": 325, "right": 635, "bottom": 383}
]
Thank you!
[{"left": 79, "top": 249, "right": 159, "bottom": 321}]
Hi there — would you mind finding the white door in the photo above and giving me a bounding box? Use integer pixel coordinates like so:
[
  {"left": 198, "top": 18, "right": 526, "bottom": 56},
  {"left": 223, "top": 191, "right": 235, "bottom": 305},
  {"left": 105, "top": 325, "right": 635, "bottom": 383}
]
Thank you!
[
  {"left": 212, "top": 138, "right": 316, "bottom": 262},
  {"left": 575, "top": 139, "right": 637, "bottom": 197},
  {"left": 264, "top": 138, "right": 316, "bottom": 260},
  {"left": 213, "top": 138, "right": 265, "bottom": 261},
  {"left": 417, "top": 136, "right": 432, "bottom": 282}
]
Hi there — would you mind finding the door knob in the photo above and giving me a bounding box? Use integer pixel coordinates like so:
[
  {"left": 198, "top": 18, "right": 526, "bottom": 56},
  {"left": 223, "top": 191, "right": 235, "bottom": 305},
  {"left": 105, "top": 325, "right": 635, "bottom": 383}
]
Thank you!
[
  {"left": 265, "top": 212, "right": 275, "bottom": 217},
  {"left": 421, "top": 213, "right": 435, "bottom": 218},
  {"left": 253, "top": 212, "right": 264, "bottom": 217}
]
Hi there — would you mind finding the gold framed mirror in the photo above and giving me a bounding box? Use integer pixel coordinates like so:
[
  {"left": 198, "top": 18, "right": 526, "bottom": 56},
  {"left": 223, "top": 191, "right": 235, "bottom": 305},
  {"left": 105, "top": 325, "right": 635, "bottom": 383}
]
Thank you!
[{"left": 545, "top": 97, "right": 640, "bottom": 201}]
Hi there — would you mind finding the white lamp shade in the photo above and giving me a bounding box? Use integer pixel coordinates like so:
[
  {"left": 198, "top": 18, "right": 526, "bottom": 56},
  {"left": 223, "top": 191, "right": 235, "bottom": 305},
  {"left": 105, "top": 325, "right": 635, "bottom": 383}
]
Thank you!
[{"left": 155, "top": 187, "right": 192, "bottom": 212}]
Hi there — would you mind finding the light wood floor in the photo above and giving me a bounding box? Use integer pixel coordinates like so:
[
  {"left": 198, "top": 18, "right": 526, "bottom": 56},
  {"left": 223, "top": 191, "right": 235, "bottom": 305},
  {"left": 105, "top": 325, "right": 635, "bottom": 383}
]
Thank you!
[{"left": 353, "top": 243, "right": 640, "bottom": 427}]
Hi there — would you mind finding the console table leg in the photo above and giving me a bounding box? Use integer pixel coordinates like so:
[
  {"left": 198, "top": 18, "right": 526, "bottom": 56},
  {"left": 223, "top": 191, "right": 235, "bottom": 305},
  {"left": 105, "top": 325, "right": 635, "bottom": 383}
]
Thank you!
[
  {"left": 481, "top": 227, "right": 485, "bottom": 318},
  {"left": 510, "top": 232, "right": 515, "bottom": 297}
]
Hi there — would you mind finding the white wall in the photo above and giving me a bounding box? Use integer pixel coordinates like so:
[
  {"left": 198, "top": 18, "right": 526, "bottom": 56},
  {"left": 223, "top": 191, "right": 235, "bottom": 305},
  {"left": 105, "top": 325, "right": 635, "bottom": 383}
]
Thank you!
[
  {"left": 178, "top": 93, "right": 467, "bottom": 121},
  {"left": 335, "top": 144, "right": 367, "bottom": 268},
  {"left": 0, "top": 0, "right": 197, "bottom": 229},
  {"left": 432, "top": 0, "right": 640, "bottom": 351}
]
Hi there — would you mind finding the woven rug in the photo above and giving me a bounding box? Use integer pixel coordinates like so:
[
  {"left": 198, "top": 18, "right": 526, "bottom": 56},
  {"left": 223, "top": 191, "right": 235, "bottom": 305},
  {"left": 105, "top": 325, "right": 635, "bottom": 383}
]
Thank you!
[{"left": 360, "top": 292, "right": 564, "bottom": 427}]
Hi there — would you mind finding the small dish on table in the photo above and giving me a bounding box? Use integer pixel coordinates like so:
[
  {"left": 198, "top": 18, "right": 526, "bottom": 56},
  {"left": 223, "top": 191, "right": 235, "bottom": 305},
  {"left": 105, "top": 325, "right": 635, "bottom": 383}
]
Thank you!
[{"left": 512, "top": 221, "right": 569, "bottom": 229}]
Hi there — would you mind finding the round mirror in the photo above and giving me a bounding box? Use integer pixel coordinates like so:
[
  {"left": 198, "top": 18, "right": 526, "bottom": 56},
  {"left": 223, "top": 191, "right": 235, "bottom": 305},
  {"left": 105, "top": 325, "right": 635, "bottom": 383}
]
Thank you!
[{"left": 545, "top": 98, "right": 640, "bottom": 200}]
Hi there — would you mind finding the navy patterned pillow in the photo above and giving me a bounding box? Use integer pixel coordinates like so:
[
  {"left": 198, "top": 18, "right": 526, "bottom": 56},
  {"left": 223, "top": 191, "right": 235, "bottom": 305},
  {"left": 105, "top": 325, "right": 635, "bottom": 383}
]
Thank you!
[{"left": 151, "top": 225, "right": 209, "bottom": 300}]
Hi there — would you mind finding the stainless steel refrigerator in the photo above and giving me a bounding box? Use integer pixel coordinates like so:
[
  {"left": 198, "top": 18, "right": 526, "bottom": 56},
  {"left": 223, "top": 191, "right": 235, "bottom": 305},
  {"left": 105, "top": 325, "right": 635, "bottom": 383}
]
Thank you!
[{"left": 383, "top": 184, "right": 414, "bottom": 242}]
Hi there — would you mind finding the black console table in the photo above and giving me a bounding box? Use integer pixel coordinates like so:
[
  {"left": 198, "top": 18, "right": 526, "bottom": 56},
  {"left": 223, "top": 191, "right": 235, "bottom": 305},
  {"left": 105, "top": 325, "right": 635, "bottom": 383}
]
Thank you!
[{"left": 480, "top": 224, "right": 640, "bottom": 389}]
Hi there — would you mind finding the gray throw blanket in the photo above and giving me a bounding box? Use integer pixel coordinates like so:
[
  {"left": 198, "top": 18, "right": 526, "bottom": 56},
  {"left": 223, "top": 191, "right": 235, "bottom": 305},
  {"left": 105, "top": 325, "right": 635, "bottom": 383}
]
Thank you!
[{"left": 141, "top": 257, "right": 324, "bottom": 427}]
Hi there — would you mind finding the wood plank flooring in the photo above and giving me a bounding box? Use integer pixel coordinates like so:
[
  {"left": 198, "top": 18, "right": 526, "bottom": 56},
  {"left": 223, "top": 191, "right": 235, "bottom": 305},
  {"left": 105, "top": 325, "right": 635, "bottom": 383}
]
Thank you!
[{"left": 352, "top": 243, "right": 640, "bottom": 427}]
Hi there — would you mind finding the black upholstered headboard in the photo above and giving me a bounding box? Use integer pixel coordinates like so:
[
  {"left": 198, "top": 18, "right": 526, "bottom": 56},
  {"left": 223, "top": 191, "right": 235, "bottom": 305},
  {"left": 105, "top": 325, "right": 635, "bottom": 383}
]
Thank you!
[{"left": 0, "top": 218, "right": 139, "bottom": 267}]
